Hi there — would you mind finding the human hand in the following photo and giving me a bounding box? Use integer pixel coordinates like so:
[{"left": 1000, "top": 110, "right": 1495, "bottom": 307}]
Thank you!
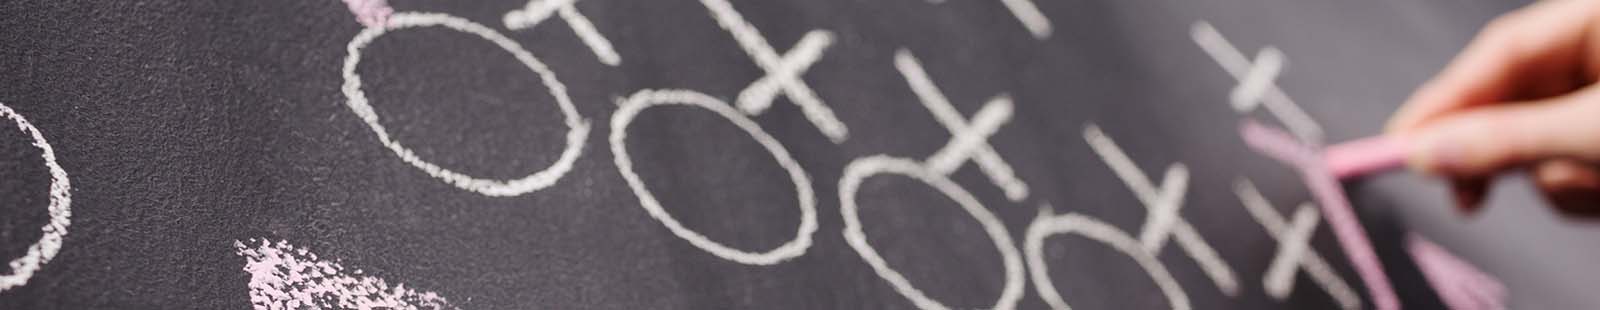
[{"left": 1387, "top": 0, "right": 1600, "bottom": 214}]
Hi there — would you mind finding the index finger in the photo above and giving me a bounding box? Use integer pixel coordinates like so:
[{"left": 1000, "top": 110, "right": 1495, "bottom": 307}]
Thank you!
[{"left": 1386, "top": 0, "right": 1597, "bottom": 135}]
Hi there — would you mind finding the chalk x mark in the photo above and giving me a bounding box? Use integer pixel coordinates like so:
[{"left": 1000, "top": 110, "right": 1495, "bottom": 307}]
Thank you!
[
  {"left": 700, "top": 0, "right": 849, "bottom": 143},
  {"left": 895, "top": 49, "right": 1029, "bottom": 202},
  {"left": 1192, "top": 21, "right": 1323, "bottom": 145},
  {"left": 1083, "top": 124, "right": 1238, "bottom": 296},
  {"left": 504, "top": 0, "right": 623, "bottom": 66},
  {"left": 1239, "top": 120, "right": 1398, "bottom": 310},
  {"left": 1235, "top": 179, "right": 1361, "bottom": 309}
]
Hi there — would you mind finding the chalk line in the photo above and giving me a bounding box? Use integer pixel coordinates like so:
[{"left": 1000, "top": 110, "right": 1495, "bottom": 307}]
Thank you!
[
  {"left": 234, "top": 239, "right": 454, "bottom": 310},
  {"left": 700, "top": 0, "right": 849, "bottom": 143},
  {"left": 1025, "top": 206, "right": 1190, "bottom": 310},
  {"left": 0, "top": 103, "right": 72, "bottom": 293},
  {"left": 1235, "top": 179, "right": 1361, "bottom": 309},
  {"left": 1408, "top": 234, "right": 1507, "bottom": 310},
  {"left": 999, "top": 0, "right": 1052, "bottom": 39},
  {"left": 503, "top": 0, "right": 623, "bottom": 66},
  {"left": 1082, "top": 124, "right": 1239, "bottom": 296},
  {"left": 839, "top": 155, "right": 1024, "bottom": 310},
  {"left": 610, "top": 89, "right": 817, "bottom": 265},
  {"left": 1239, "top": 120, "right": 1398, "bottom": 310},
  {"left": 342, "top": 12, "right": 590, "bottom": 197},
  {"left": 895, "top": 49, "right": 1029, "bottom": 202},
  {"left": 1191, "top": 21, "right": 1323, "bottom": 145}
]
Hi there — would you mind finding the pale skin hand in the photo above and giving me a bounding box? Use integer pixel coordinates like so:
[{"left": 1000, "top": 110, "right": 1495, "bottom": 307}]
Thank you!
[{"left": 1387, "top": 0, "right": 1600, "bottom": 214}]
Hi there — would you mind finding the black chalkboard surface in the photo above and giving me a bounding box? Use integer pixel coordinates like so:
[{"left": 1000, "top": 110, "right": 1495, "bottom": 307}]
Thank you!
[{"left": 4, "top": 0, "right": 1593, "bottom": 309}]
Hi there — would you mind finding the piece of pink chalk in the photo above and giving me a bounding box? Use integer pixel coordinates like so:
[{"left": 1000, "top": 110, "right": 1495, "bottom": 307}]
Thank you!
[{"left": 1325, "top": 135, "right": 1409, "bottom": 180}]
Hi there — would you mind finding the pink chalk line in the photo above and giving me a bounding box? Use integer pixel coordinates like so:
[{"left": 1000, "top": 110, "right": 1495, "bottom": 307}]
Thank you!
[
  {"left": 342, "top": 0, "right": 394, "bottom": 28},
  {"left": 1408, "top": 234, "right": 1507, "bottom": 310},
  {"left": 1240, "top": 120, "right": 1400, "bottom": 310},
  {"left": 1243, "top": 120, "right": 1509, "bottom": 310}
]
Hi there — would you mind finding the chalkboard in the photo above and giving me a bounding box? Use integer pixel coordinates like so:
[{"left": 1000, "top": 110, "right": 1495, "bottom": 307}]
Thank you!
[{"left": 4, "top": 0, "right": 1592, "bottom": 309}]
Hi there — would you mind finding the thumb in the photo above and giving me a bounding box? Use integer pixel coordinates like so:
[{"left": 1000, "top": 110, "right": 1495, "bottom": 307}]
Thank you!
[{"left": 1408, "top": 87, "right": 1600, "bottom": 177}]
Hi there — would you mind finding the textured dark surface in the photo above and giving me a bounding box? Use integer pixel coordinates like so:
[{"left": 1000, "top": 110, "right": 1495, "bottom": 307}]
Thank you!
[{"left": 4, "top": 0, "right": 1590, "bottom": 309}]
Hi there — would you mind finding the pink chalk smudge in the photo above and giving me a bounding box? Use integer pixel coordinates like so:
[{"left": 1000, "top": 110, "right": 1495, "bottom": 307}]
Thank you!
[
  {"left": 234, "top": 239, "right": 454, "bottom": 310},
  {"left": 342, "top": 0, "right": 394, "bottom": 28},
  {"left": 1240, "top": 120, "right": 1400, "bottom": 310},
  {"left": 1324, "top": 135, "right": 1410, "bottom": 180},
  {"left": 1408, "top": 234, "right": 1508, "bottom": 310}
]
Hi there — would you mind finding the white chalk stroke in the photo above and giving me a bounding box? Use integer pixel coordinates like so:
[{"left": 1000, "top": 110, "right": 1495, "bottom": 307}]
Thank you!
[
  {"left": 234, "top": 239, "right": 454, "bottom": 310},
  {"left": 1082, "top": 124, "right": 1238, "bottom": 296},
  {"left": 342, "top": 12, "right": 590, "bottom": 197},
  {"left": 0, "top": 103, "right": 72, "bottom": 293},
  {"left": 1234, "top": 180, "right": 1361, "bottom": 310},
  {"left": 838, "top": 155, "right": 1024, "bottom": 310},
  {"left": 609, "top": 89, "right": 818, "bottom": 265},
  {"left": 999, "top": 0, "right": 1052, "bottom": 39},
  {"left": 894, "top": 49, "right": 1029, "bottom": 202},
  {"left": 503, "top": 0, "right": 622, "bottom": 66},
  {"left": 923, "top": 0, "right": 1051, "bottom": 39},
  {"left": 1191, "top": 21, "right": 1323, "bottom": 145},
  {"left": 1025, "top": 206, "right": 1189, "bottom": 310},
  {"left": 699, "top": 0, "right": 850, "bottom": 143}
]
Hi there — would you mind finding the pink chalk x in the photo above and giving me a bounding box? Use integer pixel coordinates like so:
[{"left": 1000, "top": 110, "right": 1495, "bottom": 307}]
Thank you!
[
  {"left": 1240, "top": 120, "right": 1400, "bottom": 310},
  {"left": 1243, "top": 120, "right": 1509, "bottom": 310},
  {"left": 1324, "top": 135, "right": 1410, "bottom": 180}
]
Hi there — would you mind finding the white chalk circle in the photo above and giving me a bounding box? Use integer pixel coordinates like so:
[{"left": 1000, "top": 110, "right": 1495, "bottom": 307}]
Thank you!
[
  {"left": 0, "top": 103, "right": 71, "bottom": 292},
  {"left": 838, "top": 155, "right": 1024, "bottom": 310},
  {"left": 1024, "top": 211, "right": 1189, "bottom": 310},
  {"left": 341, "top": 12, "right": 589, "bottom": 197},
  {"left": 609, "top": 89, "right": 817, "bottom": 265}
]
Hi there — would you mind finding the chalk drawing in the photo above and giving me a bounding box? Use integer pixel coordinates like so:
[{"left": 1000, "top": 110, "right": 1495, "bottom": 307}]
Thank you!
[
  {"left": 1229, "top": 47, "right": 1283, "bottom": 112},
  {"left": 234, "top": 239, "right": 454, "bottom": 310},
  {"left": 1083, "top": 124, "right": 1239, "bottom": 296},
  {"left": 922, "top": 0, "right": 1051, "bottom": 39},
  {"left": 609, "top": 89, "right": 817, "bottom": 265},
  {"left": 0, "top": 103, "right": 71, "bottom": 293},
  {"left": 894, "top": 49, "right": 1029, "bottom": 202},
  {"left": 700, "top": 0, "right": 850, "bottom": 143},
  {"left": 1235, "top": 179, "right": 1360, "bottom": 309},
  {"left": 1191, "top": 21, "right": 1323, "bottom": 145},
  {"left": 838, "top": 155, "right": 1024, "bottom": 310},
  {"left": 1239, "top": 120, "right": 1398, "bottom": 310},
  {"left": 1024, "top": 206, "right": 1190, "bottom": 310},
  {"left": 1408, "top": 234, "right": 1507, "bottom": 310},
  {"left": 342, "top": 12, "right": 590, "bottom": 197},
  {"left": 341, "top": 0, "right": 394, "bottom": 28},
  {"left": 999, "top": 0, "right": 1052, "bottom": 39},
  {"left": 503, "top": 0, "right": 622, "bottom": 66}
]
